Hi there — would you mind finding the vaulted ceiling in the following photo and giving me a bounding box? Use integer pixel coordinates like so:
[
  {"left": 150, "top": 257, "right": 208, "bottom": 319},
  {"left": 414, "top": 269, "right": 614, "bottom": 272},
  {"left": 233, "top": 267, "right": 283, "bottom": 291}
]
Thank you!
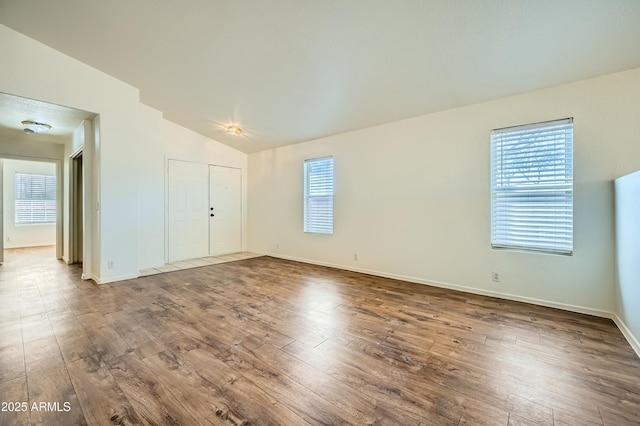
[{"left": 1, "top": 0, "right": 640, "bottom": 153}]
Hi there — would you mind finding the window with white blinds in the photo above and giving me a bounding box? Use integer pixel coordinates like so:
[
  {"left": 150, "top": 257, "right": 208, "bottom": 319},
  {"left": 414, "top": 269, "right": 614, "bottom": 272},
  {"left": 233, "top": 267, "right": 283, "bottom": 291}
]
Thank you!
[
  {"left": 304, "top": 157, "right": 334, "bottom": 234},
  {"left": 491, "top": 118, "right": 573, "bottom": 255},
  {"left": 15, "top": 173, "right": 57, "bottom": 224}
]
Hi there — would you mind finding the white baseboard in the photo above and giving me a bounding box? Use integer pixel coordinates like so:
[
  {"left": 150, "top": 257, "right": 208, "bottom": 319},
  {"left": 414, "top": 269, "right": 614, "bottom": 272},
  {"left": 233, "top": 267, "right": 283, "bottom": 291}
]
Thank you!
[
  {"left": 612, "top": 314, "right": 640, "bottom": 359},
  {"left": 265, "top": 251, "right": 613, "bottom": 318},
  {"left": 4, "top": 242, "right": 56, "bottom": 249},
  {"left": 94, "top": 272, "right": 139, "bottom": 284},
  {"left": 266, "top": 253, "right": 640, "bottom": 354},
  {"left": 261, "top": 252, "right": 640, "bottom": 358}
]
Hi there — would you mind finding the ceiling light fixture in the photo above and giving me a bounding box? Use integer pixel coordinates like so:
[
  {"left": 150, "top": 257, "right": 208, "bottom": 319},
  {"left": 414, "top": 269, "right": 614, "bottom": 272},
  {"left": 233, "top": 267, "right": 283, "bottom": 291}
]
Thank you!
[
  {"left": 21, "top": 120, "right": 52, "bottom": 134},
  {"left": 226, "top": 125, "right": 243, "bottom": 137}
]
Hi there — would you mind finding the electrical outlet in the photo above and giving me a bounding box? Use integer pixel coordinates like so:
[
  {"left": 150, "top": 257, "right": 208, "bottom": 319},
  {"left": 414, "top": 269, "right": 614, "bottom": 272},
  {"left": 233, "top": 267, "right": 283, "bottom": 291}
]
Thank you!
[
  {"left": 354, "top": 253, "right": 358, "bottom": 261},
  {"left": 108, "top": 260, "right": 115, "bottom": 269},
  {"left": 492, "top": 272, "right": 500, "bottom": 282},
  {"left": 275, "top": 243, "right": 280, "bottom": 250}
]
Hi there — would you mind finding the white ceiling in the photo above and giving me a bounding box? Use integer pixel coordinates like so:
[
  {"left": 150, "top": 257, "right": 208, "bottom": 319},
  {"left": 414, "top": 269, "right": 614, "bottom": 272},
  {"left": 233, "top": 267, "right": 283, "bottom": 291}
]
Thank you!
[
  {"left": 0, "top": 92, "right": 95, "bottom": 144},
  {"left": 1, "top": 0, "right": 640, "bottom": 153}
]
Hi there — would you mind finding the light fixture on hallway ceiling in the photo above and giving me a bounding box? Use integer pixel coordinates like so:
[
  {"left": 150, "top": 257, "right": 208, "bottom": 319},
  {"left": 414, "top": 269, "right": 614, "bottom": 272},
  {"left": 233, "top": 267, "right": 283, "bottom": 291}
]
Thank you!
[
  {"left": 226, "top": 125, "right": 243, "bottom": 137},
  {"left": 21, "top": 120, "right": 52, "bottom": 134}
]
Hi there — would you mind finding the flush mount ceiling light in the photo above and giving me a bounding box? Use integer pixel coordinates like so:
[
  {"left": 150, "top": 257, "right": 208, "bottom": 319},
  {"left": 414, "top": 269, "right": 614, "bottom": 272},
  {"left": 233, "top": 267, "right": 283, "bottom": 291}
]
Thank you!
[
  {"left": 21, "top": 120, "right": 52, "bottom": 134},
  {"left": 226, "top": 125, "right": 243, "bottom": 137}
]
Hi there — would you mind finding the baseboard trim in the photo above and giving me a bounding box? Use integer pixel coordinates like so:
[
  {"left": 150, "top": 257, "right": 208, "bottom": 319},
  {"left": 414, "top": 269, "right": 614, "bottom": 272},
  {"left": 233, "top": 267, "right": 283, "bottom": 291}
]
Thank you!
[
  {"left": 612, "top": 314, "right": 640, "bottom": 359},
  {"left": 3, "top": 243, "right": 57, "bottom": 249},
  {"left": 94, "top": 273, "right": 139, "bottom": 285},
  {"left": 264, "top": 252, "right": 613, "bottom": 318},
  {"left": 261, "top": 252, "right": 640, "bottom": 357}
]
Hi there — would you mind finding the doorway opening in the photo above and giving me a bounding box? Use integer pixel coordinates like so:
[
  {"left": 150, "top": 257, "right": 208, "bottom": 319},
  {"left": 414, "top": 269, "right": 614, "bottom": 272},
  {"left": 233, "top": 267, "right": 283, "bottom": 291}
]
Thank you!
[
  {"left": 69, "top": 151, "right": 83, "bottom": 264},
  {"left": 0, "top": 92, "right": 96, "bottom": 278},
  {"left": 0, "top": 158, "right": 59, "bottom": 264}
]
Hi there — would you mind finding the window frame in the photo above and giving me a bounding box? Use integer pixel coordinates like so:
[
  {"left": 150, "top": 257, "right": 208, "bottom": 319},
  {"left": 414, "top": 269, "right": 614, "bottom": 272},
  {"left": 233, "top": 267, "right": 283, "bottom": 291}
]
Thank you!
[
  {"left": 490, "top": 118, "right": 574, "bottom": 255},
  {"left": 303, "top": 156, "right": 334, "bottom": 235}
]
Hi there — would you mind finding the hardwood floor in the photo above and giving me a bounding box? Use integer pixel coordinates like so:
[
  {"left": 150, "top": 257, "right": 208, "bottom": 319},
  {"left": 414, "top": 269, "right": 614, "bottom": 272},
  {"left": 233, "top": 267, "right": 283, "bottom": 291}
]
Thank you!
[{"left": 1, "top": 246, "right": 639, "bottom": 425}]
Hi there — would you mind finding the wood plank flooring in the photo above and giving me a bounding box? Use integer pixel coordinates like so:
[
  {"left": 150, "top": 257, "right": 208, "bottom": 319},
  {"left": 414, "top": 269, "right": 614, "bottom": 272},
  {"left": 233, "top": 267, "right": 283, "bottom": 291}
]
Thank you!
[{"left": 1, "top": 246, "right": 640, "bottom": 425}]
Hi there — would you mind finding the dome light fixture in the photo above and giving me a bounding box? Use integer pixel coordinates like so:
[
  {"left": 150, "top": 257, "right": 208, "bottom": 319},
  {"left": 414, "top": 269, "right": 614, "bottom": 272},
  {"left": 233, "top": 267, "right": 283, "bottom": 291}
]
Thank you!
[
  {"left": 226, "top": 125, "right": 243, "bottom": 137},
  {"left": 21, "top": 120, "right": 52, "bottom": 134}
]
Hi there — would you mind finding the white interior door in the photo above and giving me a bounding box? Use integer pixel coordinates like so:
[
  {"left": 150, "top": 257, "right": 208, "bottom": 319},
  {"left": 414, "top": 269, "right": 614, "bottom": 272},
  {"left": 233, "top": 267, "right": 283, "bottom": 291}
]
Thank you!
[
  {"left": 209, "top": 165, "right": 242, "bottom": 256},
  {"left": 168, "top": 160, "right": 209, "bottom": 262}
]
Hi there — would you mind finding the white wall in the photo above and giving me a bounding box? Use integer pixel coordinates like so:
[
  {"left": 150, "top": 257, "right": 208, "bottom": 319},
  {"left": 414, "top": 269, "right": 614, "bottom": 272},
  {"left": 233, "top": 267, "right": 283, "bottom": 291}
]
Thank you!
[
  {"left": 0, "top": 23, "right": 140, "bottom": 282},
  {"left": 249, "top": 67, "right": 640, "bottom": 321},
  {"left": 2, "top": 23, "right": 639, "bottom": 351},
  {"left": 137, "top": 104, "right": 249, "bottom": 270},
  {"left": 615, "top": 171, "right": 640, "bottom": 355},
  {"left": 0, "top": 137, "right": 65, "bottom": 161},
  {"left": 2, "top": 159, "right": 56, "bottom": 248},
  {"left": 137, "top": 104, "right": 165, "bottom": 270},
  {"left": 0, "top": 24, "right": 248, "bottom": 280},
  {"left": 135, "top": 105, "right": 249, "bottom": 270}
]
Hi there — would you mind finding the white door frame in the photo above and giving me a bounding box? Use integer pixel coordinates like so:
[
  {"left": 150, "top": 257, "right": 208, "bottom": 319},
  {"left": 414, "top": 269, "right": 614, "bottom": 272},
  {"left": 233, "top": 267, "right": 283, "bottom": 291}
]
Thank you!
[{"left": 69, "top": 148, "right": 83, "bottom": 264}]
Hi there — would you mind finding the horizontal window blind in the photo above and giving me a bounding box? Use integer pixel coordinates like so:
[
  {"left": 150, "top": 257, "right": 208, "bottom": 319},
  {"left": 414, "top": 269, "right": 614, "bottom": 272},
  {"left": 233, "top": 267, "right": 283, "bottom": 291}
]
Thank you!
[
  {"left": 491, "top": 118, "right": 573, "bottom": 255},
  {"left": 304, "top": 157, "right": 334, "bottom": 234},
  {"left": 15, "top": 173, "right": 57, "bottom": 224}
]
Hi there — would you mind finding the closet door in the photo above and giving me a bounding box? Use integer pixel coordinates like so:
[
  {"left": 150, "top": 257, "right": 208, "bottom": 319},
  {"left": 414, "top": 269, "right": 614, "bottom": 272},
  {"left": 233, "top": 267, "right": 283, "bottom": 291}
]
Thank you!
[{"left": 209, "top": 165, "right": 242, "bottom": 256}]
